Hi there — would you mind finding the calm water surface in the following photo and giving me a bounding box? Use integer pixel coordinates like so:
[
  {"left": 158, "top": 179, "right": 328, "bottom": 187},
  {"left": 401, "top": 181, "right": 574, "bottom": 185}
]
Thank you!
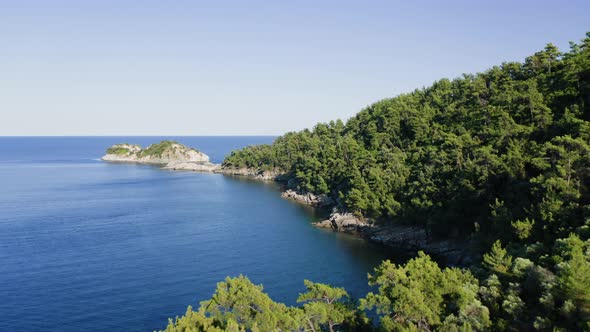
[{"left": 0, "top": 137, "right": 395, "bottom": 332}]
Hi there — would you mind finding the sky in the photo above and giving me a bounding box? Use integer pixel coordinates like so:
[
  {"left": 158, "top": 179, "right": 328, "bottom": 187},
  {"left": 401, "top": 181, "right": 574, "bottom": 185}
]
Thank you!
[{"left": 1, "top": 0, "right": 589, "bottom": 136}]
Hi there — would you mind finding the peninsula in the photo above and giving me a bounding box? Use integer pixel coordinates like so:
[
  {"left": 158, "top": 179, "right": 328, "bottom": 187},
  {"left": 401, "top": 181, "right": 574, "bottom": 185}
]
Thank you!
[{"left": 101, "top": 140, "right": 220, "bottom": 172}]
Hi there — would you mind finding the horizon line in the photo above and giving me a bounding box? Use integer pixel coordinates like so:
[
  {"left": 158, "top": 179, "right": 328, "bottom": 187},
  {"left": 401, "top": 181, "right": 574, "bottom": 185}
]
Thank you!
[{"left": 0, "top": 134, "right": 280, "bottom": 137}]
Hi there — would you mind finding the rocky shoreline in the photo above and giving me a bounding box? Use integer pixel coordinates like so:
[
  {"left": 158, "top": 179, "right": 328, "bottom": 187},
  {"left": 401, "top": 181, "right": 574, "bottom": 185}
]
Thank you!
[
  {"left": 211, "top": 167, "right": 475, "bottom": 265},
  {"left": 102, "top": 144, "right": 474, "bottom": 265},
  {"left": 280, "top": 189, "right": 334, "bottom": 207},
  {"left": 164, "top": 161, "right": 220, "bottom": 172},
  {"left": 212, "top": 167, "right": 282, "bottom": 180},
  {"left": 313, "top": 212, "right": 475, "bottom": 266}
]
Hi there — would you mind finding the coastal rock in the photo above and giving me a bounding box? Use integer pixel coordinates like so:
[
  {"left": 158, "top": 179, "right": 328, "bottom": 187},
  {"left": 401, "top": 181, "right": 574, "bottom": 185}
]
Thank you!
[
  {"left": 101, "top": 143, "right": 143, "bottom": 162},
  {"left": 102, "top": 141, "right": 219, "bottom": 172},
  {"left": 313, "top": 212, "right": 474, "bottom": 266},
  {"left": 366, "top": 225, "right": 475, "bottom": 265},
  {"left": 313, "top": 212, "right": 372, "bottom": 233},
  {"left": 280, "top": 189, "right": 334, "bottom": 207},
  {"left": 163, "top": 161, "right": 220, "bottom": 172},
  {"left": 214, "top": 167, "right": 282, "bottom": 180}
]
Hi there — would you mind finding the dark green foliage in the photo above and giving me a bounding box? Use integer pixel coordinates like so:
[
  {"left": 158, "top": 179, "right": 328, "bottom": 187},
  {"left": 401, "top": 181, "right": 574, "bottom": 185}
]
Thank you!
[
  {"left": 163, "top": 33, "right": 590, "bottom": 331},
  {"left": 160, "top": 276, "right": 368, "bottom": 332},
  {"left": 161, "top": 306, "right": 223, "bottom": 332},
  {"left": 199, "top": 275, "right": 303, "bottom": 331},
  {"left": 160, "top": 241, "right": 589, "bottom": 331},
  {"left": 223, "top": 34, "right": 590, "bottom": 240},
  {"left": 360, "top": 252, "right": 490, "bottom": 331},
  {"left": 482, "top": 241, "right": 513, "bottom": 276},
  {"left": 476, "top": 233, "right": 590, "bottom": 331},
  {"left": 297, "top": 280, "right": 363, "bottom": 332},
  {"left": 160, "top": 258, "right": 492, "bottom": 332},
  {"left": 222, "top": 144, "right": 277, "bottom": 171}
]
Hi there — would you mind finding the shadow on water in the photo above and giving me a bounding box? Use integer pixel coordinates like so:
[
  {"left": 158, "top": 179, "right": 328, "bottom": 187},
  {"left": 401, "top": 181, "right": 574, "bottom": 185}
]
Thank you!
[{"left": 220, "top": 173, "right": 412, "bottom": 266}]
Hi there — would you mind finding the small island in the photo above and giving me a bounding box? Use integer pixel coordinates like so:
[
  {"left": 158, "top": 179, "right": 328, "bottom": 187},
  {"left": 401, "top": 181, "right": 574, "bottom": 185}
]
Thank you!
[{"left": 101, "top": 140, "right": 220, "bottom": 172}]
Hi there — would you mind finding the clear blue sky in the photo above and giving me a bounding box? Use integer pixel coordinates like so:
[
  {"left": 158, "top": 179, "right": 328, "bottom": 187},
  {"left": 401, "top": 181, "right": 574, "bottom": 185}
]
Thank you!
[{"left": 1, "top": 0, "right": 589, "bottom": 136}]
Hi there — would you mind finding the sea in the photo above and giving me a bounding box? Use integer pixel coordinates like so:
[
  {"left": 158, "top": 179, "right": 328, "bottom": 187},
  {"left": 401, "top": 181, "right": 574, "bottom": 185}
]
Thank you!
[{"left": 0, "top": 136, "right": 394, "bottom": 332}]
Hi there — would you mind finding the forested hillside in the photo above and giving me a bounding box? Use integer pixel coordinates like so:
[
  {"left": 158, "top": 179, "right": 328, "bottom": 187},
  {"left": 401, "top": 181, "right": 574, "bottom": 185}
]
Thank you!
[
  {"left": 164, "top": 33, "right": 590, "bottom": 331},
  {"left": 224, "top": 34, "right": 590, "bottom": 242}
]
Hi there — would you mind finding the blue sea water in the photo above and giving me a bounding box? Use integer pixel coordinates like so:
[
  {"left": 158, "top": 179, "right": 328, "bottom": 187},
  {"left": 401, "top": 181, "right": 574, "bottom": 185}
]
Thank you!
[{"left": 0, "top": 137, "right": 394, "bottom": 332}]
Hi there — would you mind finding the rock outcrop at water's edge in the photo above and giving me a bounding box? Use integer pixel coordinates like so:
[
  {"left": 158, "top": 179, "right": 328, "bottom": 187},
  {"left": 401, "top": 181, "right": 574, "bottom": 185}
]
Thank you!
[
  {"left": 213, "top": 168, "right": 474, "bottom": 265},
  {"left": 215, "top": 170, "right": 335, "bottom": 207},
  {"left": 213, "top": 167, "right": 283, "bottom": 180},
  {"left": 313, "top": 212, "right": 475, "bottom": 266},
  {"left": 163, "top": 161, "right": 220, "bottom": 172},
  {"left": 104, "top": 144, "right": 473, "bottom": 264},
  {"left": 313, "top": 212, "right": 372, "bottom": 233},
  {"left": 280, "top": 189, "right": 334, "bottom": 207},
  {"left": 102, "top": 141, "right": 220, "bottom": 172}
]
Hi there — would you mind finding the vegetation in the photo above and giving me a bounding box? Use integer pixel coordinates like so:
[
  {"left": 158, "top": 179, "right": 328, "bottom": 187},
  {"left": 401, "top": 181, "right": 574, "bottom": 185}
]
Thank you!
[
  {"left": 164, "top": 33, "right": 590, "bottom": 330},
  {"left": 139, "top": 140, "right": 182, "bottom": 157},
  {"left": 224, "top": 34, "right": 590, "bottom": 239},
  {"left": 360, "top": 252, "right": 490, "bottom": 331},
  {"left": 106, "top": 146, "right": 132, "bottom": 155},
  {"left": 160, "top": 275, "right": 365, "bottom": 332},
  {"left": 161, "top": 245, "right": 590, "bottom": 331},
  {"left": 105, "top": 141, "right": 201, "bottom": 158}
]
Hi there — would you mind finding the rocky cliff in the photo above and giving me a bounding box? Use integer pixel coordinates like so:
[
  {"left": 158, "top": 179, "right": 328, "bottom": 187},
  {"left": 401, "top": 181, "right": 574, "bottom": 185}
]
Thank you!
[
  {"left": 102, "top": 141, "right": 219, "bottom": 172},
  {"left": 313, "top": 212, "right": 475, "bottom": 266},
  {"left": 280, "top": 189, "right": 334, "bottom": 207}
]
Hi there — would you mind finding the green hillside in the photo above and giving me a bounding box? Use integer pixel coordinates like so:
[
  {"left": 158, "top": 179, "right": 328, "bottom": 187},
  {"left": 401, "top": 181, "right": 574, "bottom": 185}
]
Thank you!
[{"left": 164, "top": 32, "right": 590, "bottom": 331}]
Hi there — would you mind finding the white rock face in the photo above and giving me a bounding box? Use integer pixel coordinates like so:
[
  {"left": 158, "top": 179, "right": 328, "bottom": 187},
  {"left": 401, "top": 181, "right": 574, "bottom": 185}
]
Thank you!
[
  {"left": 280, "top": 189, "right": 334, "bottom": 207},
  {"left": 101, "top": 144, "right": 143, "bottom": 162},
  {"left": 102, "top": 141, "right": 218, "bottom": 172},
  {"left": 313, "top": 212, "right": 372, "bottom": 233},
  {"left": 163, "top": 161, "right": 220, "bottom": 172}
]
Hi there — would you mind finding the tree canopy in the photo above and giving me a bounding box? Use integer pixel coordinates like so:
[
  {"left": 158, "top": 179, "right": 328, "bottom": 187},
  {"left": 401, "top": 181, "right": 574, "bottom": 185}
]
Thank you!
[{"left": 163, "top": 33, "right": 590, "bottom": 331}]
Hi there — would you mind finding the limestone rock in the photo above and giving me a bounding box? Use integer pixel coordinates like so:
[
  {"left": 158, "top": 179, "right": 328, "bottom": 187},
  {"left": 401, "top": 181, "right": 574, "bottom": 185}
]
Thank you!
[
  {"left": 312, "top": 212, "right": 372, "bottom": 233},
  {"left": 163, "top": 161, "right": 220, "bottom": 172},
  {"left": 102, "top": 140, "right": 219, "bottom": 172},
  {"left": 280, "top": 189, "right": 334, "bottom": 207},
  {"left": 313, "top": 212, "right": 474, "bottom": 266}
]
